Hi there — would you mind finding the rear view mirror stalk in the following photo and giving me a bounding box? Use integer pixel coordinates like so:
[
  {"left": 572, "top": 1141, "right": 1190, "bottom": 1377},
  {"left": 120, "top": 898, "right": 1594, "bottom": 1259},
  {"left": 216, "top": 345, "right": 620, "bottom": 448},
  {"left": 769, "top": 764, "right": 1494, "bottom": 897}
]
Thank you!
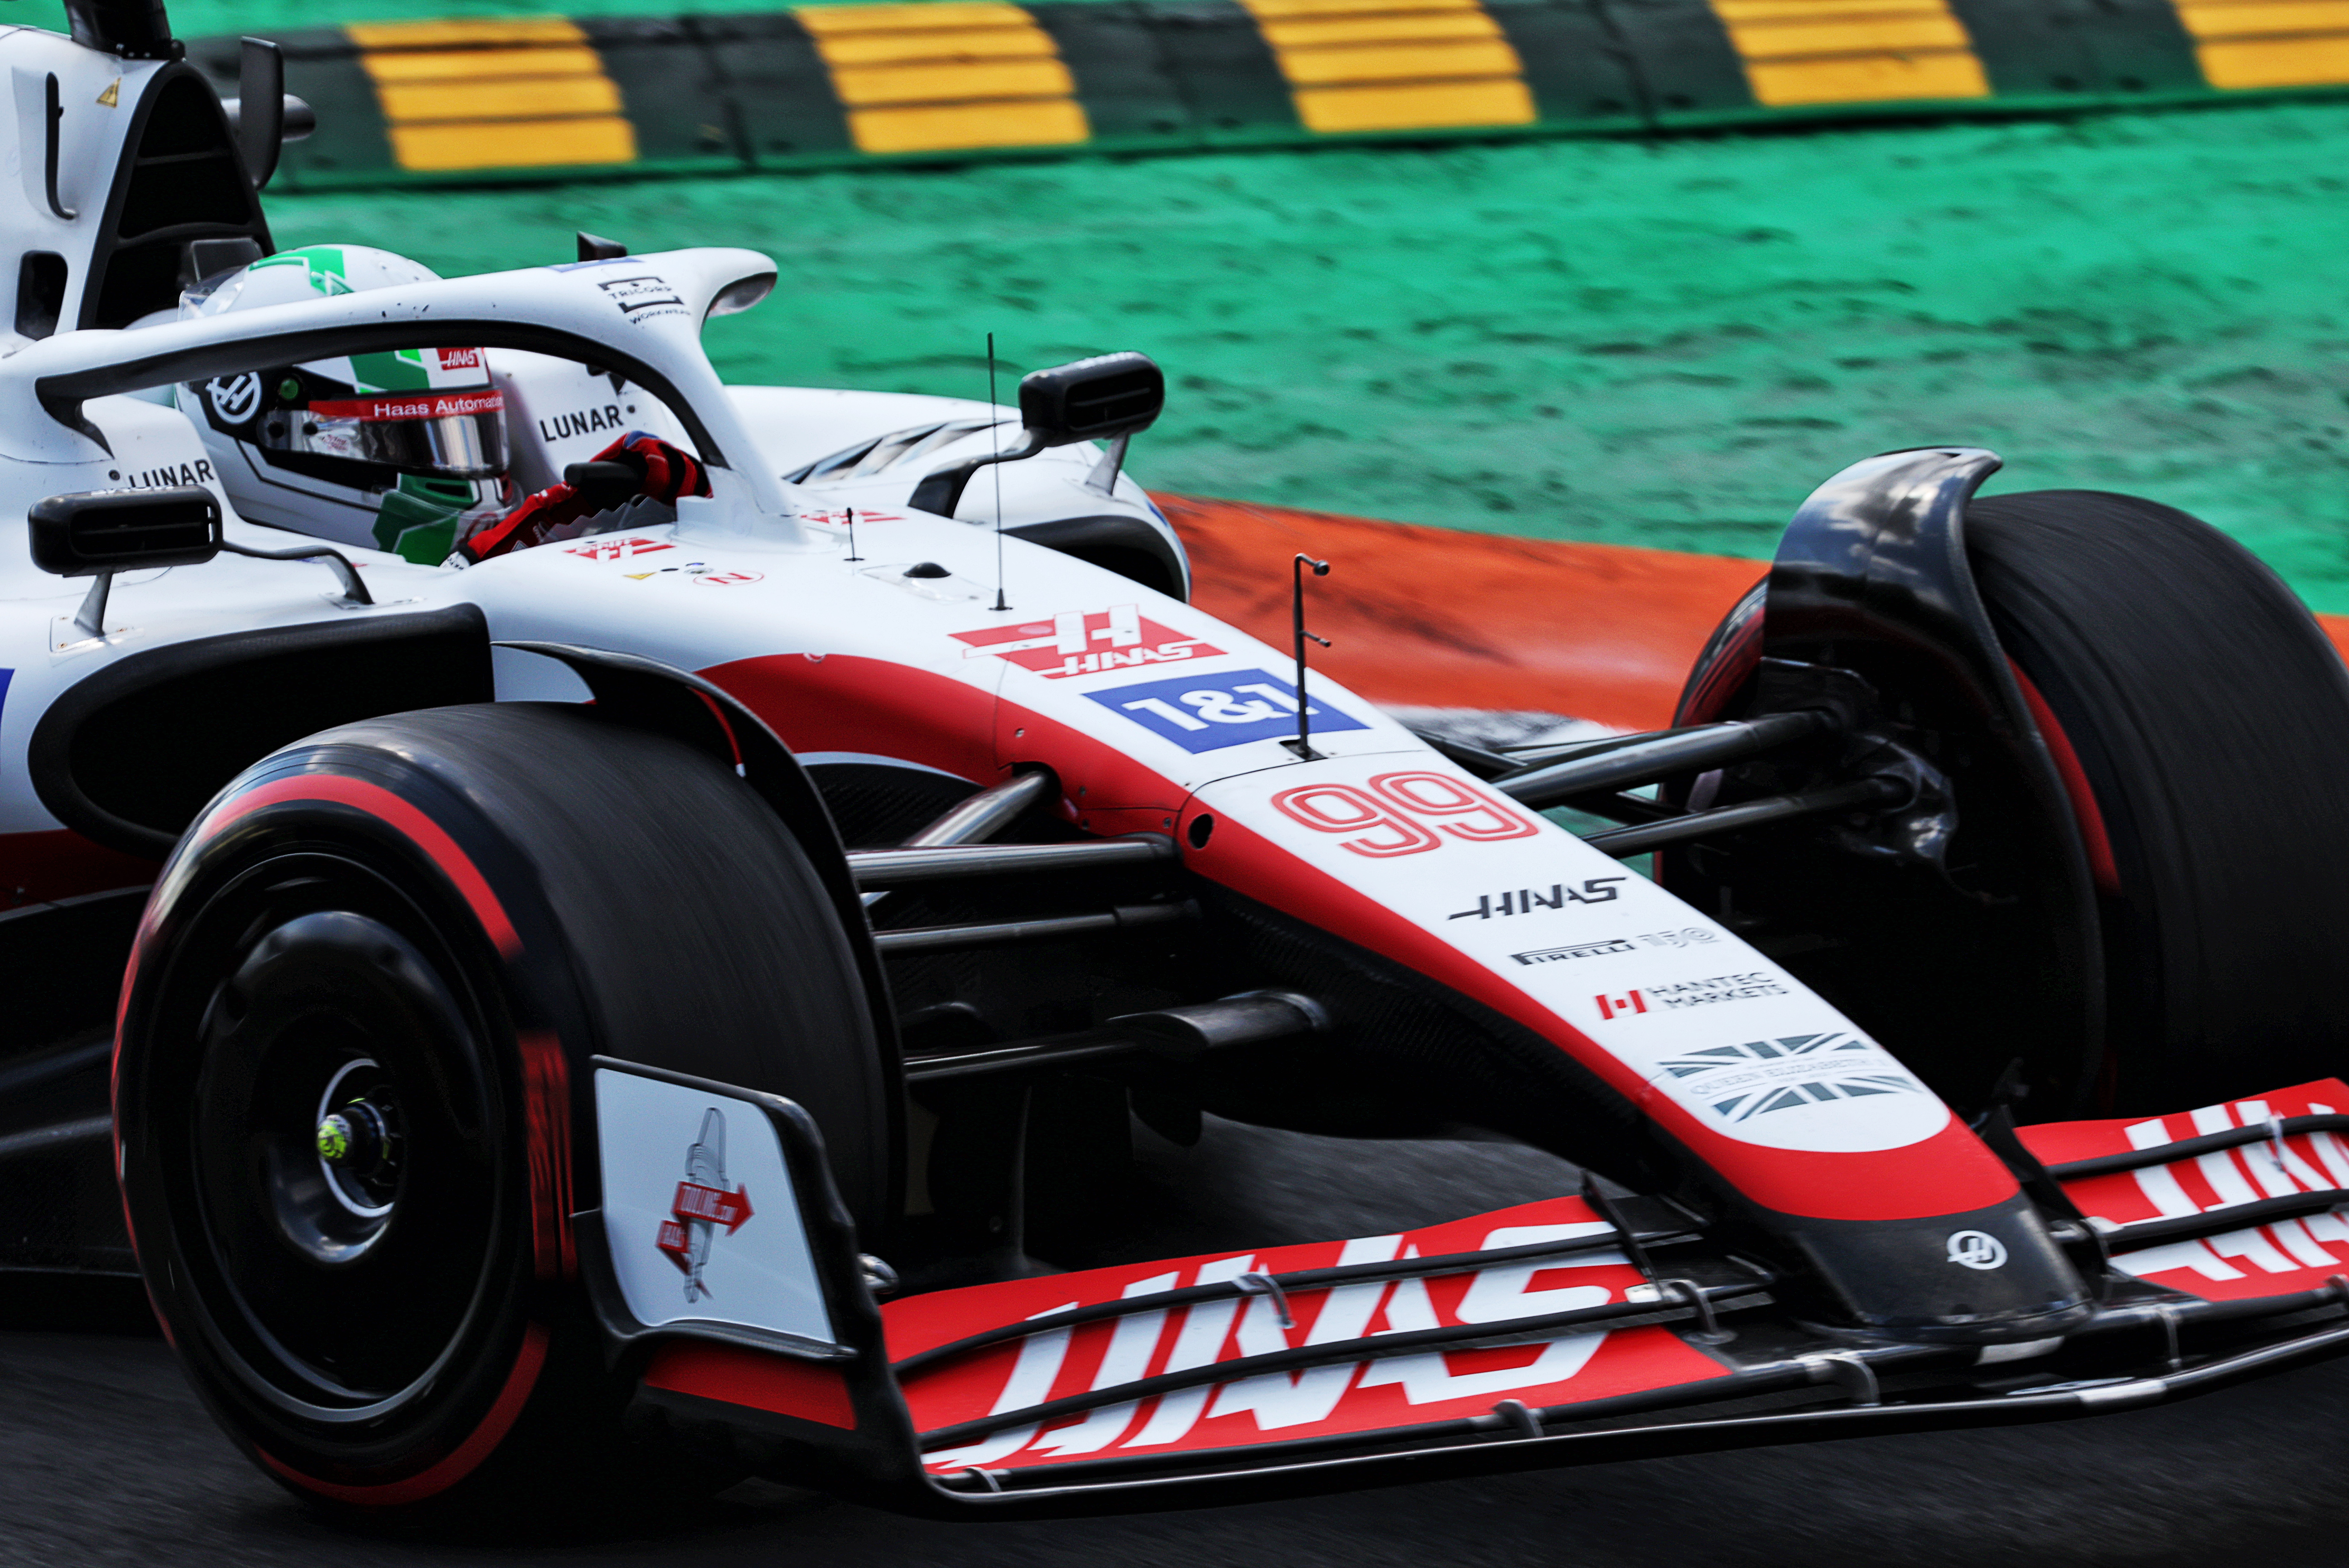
[
  {"left": 218, "top": 538, "right": 373, "bottom": 606},
  {"left": 236, "top": 39, "right": 284, "bottom": 189},
  {"left": 30, "top": 487, "right": 369, "bottom": 640},
  {"left": 1083, "top": 432, "right": 1131, "bottom": 496},
  {"left": 32, "top": 487, "right": 223, "bottom": 637}
]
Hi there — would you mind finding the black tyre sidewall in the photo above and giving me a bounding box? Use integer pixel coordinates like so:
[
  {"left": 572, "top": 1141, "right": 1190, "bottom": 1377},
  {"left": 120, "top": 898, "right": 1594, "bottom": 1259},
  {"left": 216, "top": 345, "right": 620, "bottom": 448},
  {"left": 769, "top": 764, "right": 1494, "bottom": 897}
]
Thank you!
[
  {"left": 1964, "top": 491, "right": 2349, "bottom": 1109},
  {"left": 1671, "top": 492, "right": 2349, "bottom": 1112},
  {"left": 118, "top": 703, "right": 888, "bottom": 1517}
]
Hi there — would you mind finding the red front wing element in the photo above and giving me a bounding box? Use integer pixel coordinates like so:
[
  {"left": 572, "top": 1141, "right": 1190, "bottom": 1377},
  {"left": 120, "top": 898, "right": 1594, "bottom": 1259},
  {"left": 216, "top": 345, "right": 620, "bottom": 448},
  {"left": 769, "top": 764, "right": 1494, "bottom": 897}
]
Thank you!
[
  {"left": 884, "top": 1196, "right": 1733, "bottom": 1475},
  {"left": 2022, "top": 1077, "right": 2349, "bottom": 1304}
]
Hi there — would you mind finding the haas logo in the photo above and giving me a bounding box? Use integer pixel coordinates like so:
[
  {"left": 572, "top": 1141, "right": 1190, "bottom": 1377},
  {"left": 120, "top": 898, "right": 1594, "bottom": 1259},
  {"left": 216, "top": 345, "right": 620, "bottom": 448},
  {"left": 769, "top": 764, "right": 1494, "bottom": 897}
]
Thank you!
[
  {"left": 654, "top": 1109, "right": 755, "bottom": 1302},
  {"left": 1945, "top": 1230, "right": 2008, "bottom": 1270},
  {"left": 206, "top": 373, "right": 263, "bottom": 425}
]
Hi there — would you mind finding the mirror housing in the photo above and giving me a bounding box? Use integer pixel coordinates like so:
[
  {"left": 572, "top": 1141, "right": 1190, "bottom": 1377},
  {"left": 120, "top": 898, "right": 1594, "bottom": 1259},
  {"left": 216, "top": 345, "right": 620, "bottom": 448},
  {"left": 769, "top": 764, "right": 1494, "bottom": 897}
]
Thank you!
[
  {"left": 31, "top": 488, "right": 224, "bottom": 578},
  {"left": 1018, "top": 352, "right": 1163, "bottom": 447},
  {"left": 906, "top": 352, "right": 1166, "bottom": 516}
]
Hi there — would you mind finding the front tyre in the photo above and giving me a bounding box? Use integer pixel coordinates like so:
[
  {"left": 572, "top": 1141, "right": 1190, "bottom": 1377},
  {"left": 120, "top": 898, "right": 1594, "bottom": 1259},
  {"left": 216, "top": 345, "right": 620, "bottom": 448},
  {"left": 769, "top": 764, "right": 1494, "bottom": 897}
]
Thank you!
[
  {"left": 116, "top": 704, "right": 888, "bottom": 1522},
  {"left": 1671, "top": 491, "right": 2349, "bottom": 1114}
]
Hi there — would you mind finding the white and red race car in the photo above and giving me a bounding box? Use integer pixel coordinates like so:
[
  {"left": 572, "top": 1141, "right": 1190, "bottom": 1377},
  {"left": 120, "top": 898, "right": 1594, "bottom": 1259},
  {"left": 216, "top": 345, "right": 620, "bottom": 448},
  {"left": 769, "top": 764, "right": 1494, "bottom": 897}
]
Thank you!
[{"left": 10, "top": 0, "right": 2349, "bottom": 1528}]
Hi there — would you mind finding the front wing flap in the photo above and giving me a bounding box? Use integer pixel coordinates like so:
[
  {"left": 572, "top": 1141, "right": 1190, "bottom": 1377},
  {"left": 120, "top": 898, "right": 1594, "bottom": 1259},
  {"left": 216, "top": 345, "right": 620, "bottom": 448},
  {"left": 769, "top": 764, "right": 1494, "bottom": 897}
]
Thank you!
[{"left": 587, "top": 1059, "right": 2349, "bottom": 1516}]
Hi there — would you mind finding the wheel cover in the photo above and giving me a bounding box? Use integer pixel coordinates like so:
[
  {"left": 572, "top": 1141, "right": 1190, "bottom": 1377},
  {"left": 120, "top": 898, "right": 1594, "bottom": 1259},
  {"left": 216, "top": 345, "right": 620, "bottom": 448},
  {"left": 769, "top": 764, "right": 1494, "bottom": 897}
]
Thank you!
[{"left": 152, "top": 851, "right": 516, "bottom": 1423}]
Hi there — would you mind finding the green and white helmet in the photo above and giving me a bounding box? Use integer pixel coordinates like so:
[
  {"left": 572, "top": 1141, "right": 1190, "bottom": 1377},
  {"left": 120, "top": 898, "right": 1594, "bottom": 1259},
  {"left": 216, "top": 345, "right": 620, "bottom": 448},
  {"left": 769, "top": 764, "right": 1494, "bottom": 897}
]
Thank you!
[{"left": 179, "top": 245, "right": 510, "bottom": 561}]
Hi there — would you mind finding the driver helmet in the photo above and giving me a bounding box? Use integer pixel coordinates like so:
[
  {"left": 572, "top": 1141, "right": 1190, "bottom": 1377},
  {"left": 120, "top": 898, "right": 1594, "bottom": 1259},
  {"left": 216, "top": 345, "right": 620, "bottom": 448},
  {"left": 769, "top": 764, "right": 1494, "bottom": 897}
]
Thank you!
[{"left": 178, "top": 245, "right": 510, "bottom": 564}]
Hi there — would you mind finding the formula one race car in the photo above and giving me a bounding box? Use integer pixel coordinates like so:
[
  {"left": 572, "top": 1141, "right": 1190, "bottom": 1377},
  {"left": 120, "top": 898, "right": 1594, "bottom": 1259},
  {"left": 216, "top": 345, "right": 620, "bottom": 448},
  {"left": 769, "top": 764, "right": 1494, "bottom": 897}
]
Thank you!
[{"left": 10, "top": 0, "right": 2349, "bottom": 1529}]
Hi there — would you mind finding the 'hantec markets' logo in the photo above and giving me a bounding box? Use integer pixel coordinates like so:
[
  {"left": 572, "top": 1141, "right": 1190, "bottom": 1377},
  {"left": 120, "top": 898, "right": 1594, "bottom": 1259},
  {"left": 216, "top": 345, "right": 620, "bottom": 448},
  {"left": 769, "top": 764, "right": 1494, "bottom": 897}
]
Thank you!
[
  {"left": 1656, "top": 1032, "right": 1927, "bottom": 1124},
  {"left": 953, "top": 605, "right": 1221, "bottom": 679},
  {"left": 1594, "top": 974, "right": 1785, "bottom": 1018},
  {"left": 655, "top": 1108, "right": 755, "bottom": 1302}
]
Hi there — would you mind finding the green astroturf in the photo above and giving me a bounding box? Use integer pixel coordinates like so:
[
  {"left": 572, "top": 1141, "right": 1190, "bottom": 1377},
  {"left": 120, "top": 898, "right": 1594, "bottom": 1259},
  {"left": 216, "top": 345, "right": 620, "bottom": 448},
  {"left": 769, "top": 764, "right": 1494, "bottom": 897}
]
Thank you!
[{"left": 236, "top": 98, "right": 2349, "bottom": 613}]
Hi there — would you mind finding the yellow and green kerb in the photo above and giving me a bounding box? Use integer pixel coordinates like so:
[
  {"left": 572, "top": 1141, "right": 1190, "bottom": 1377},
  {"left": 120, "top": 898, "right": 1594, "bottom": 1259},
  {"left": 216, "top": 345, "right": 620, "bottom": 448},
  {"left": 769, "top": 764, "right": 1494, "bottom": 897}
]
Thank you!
[{"left": 184, "top": 0, "right": 2349, "bottom": 187}]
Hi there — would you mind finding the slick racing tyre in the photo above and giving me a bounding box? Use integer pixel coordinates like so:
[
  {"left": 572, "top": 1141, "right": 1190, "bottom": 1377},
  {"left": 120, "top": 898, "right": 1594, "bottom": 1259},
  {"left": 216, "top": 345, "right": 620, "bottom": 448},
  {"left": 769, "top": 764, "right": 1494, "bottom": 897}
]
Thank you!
[
  {"left": 115, "top": 704, "right": 888, "bottom": 1524},
  {"left": 1673, "top": 491, "right": 2349, "bottom": 1114}
]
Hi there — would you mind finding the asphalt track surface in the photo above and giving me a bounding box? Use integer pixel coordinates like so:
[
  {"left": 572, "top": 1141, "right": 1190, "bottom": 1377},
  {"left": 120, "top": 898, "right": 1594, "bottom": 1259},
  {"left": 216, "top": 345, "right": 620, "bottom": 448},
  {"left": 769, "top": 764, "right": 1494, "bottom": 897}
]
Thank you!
[{"left": 7, "top": 1115, "right": 2349, "bottom": 1568}]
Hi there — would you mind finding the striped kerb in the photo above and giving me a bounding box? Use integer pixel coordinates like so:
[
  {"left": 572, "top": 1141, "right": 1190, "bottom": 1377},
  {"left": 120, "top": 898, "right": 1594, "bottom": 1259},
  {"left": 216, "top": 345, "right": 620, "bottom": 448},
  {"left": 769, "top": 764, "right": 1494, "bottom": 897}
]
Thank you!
[
  {"left": 1239, "top": 0, "right": 1535, "bottom": 134},
  {"left": 349, "top": 18, "right": 638, "bottom": 170},
  {"left": 1706, "top": 0, "right": 1990, "bottom": 106},
  {"left": 2169, "top": 0, "right": 2349, "bottom": 87},
  {"left": 796, "top": 3, "right": 1090, "bottom": 154}
]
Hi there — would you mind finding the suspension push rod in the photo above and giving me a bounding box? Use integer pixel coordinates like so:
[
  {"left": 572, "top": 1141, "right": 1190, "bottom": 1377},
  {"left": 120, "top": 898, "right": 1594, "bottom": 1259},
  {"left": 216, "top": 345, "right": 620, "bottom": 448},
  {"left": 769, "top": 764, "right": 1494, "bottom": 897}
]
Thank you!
[{"left": 1491, "top": 710, "right": 1838, "bottom": 812}]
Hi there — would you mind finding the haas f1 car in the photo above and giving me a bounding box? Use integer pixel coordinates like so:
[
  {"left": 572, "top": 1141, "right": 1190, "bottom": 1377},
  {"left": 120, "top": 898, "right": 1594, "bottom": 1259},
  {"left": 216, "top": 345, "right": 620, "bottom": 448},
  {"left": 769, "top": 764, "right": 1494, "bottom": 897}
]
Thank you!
[{"left": 10, "top": 0, "right": 2349, "bottom": 1526}]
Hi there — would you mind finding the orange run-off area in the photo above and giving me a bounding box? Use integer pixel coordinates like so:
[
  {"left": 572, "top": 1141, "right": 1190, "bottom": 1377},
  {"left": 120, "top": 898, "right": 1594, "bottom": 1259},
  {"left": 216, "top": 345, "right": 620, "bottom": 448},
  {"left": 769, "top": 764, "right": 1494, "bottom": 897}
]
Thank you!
[{"left": 1166, "top": 494, "right": 2349, "bottom": 733}]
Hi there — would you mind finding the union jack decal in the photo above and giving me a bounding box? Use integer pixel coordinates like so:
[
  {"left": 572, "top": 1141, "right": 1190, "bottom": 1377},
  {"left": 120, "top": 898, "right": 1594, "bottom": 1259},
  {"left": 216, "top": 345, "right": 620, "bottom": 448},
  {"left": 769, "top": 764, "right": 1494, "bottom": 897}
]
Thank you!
[{"left": 1658, "top": 1032, "right": 1924, "bottom": 1124}]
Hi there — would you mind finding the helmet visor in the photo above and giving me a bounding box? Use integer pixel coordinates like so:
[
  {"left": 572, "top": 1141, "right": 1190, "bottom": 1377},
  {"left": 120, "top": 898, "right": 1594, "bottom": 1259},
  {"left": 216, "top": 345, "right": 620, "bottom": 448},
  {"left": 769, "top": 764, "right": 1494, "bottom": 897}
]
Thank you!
[{"left": 289, "top": 390, "right": 508, "bottom": 479}]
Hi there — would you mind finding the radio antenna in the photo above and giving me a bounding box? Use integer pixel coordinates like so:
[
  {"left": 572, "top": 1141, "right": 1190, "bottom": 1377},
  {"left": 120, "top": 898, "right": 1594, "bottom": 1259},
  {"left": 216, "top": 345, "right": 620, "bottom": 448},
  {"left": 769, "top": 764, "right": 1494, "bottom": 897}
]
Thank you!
[
  {"left": 989, "top": 332, "right": 1009, "bottom": 612},
  {"left": 844, "top": 505, "right": 862, "bottom": 562},
  {"left": 1288, "top": 553, "right": 1331, "bottom": 760}
]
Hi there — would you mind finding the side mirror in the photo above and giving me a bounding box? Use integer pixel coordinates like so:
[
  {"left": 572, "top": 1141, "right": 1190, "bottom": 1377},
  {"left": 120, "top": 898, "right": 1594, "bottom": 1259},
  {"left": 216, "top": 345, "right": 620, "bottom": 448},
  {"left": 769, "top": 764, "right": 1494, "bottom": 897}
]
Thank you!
[
  {"left": 221, "top": 40, "right": 317, "bottom": 193},
  {"left": 31, "top": 487, "right": 223, "bottom": 577},
  {"left": 32, "top": 487, "right": 373, "bottom": 637},
  {"left": 907, "top": 352, "right": 1166, "bottom": 516},
  {"left": 1018, "top": 351, "right": 1163, "bottom": 447},
  {"left": 32, "top": 487, "right": 222, "bottom": 638}
]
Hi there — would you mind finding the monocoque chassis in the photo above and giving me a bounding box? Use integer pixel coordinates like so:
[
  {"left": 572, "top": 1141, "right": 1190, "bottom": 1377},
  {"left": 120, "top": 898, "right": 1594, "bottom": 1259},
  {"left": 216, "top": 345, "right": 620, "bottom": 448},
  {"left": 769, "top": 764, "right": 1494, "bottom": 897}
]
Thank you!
[{"left": 10, "top": 0, "right": 2349, "bottom": 1526}]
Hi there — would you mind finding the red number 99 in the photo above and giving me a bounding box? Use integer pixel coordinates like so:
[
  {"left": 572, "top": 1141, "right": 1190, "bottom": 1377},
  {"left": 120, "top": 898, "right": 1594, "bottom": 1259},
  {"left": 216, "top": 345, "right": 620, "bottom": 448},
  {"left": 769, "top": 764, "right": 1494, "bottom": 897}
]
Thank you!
[
  {"left": 1368, "top": 772, "right": 1539, "bottom": 842},
  {"left": 1269, "top": 783, "right": 1443, "bottom": 857}
]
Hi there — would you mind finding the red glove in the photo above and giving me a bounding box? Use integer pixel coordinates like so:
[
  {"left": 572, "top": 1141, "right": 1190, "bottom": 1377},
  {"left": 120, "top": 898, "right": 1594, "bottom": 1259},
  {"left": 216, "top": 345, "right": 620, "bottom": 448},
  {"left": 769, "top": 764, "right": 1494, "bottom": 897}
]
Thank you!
[{"left": 452, "top": 431, "right": 709, "bottom": 564}]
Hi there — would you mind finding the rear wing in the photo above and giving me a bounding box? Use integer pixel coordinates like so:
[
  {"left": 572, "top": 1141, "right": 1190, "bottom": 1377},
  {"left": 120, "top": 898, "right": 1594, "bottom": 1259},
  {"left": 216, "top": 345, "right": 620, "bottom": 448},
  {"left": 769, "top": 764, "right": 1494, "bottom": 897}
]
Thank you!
[{"left": 584, "top": 1058, "right": 2349, "bottom": 1517}]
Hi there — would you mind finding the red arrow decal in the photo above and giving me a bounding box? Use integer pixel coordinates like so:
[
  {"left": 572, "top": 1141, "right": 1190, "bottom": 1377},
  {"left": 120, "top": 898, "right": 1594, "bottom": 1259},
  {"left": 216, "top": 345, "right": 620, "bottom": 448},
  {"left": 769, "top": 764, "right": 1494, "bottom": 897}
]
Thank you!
[
  {"left": 673, "top": 1181, "right": 753, "bottom": 1234},
  {"left": 656, "top": 1217, "right": 693, "bottom": 1273}
]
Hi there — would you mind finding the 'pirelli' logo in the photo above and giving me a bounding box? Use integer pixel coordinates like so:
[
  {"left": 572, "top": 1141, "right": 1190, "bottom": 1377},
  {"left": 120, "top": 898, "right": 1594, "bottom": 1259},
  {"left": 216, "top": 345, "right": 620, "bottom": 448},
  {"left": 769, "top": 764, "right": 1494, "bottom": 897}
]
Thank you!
[{"left": 1510, "top": 938, "right": 1636, "bottom": 966}]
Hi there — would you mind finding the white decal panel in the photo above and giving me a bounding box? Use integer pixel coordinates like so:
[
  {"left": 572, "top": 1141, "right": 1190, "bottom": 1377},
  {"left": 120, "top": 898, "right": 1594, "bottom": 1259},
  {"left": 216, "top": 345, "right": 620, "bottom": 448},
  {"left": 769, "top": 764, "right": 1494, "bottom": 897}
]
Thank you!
[
  {"left": 594, "top": 1069, "right": 834, "bottom": 1344},
  {"left": 1195, "top": 756, "right": 1952, "bottom": 1155}
]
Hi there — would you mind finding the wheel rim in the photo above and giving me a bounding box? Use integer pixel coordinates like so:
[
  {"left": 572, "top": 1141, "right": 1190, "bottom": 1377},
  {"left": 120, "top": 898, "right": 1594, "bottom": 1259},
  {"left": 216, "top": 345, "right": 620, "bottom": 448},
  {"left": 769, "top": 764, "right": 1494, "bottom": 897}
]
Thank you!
[{"left": 156, "top": 850, "right": 516, "bottom": 1420}]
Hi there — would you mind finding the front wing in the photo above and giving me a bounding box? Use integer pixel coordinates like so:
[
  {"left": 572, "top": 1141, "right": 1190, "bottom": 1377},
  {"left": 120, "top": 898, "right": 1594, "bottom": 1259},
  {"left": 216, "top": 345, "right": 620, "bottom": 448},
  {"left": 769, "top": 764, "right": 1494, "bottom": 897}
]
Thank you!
[{"left": 588, "top": 1057, "right": 2349, "bottom": 1516}]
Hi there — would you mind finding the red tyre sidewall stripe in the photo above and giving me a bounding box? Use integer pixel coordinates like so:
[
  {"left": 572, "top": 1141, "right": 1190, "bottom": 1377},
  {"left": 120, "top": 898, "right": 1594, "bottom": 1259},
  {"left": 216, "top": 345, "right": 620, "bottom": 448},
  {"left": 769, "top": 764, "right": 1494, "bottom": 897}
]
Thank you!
[
  {"left": 256, "top": 1324, "right": 550, "bottom": 1506},
  {"left": 182, "top": 774, "right": 523, "bottom": 956},
  {"left": 2008, "top": 661, "right": 2121, "bottom": 893},
  {"left": 519, "top": 1029, "right": 576, "bottom": 1282},
  {"left": 1672, "top": 589, "right": 1765, "bottom": 727},
  {"left": 134, "top": 769, "right": 563, "bottom": 1501}
]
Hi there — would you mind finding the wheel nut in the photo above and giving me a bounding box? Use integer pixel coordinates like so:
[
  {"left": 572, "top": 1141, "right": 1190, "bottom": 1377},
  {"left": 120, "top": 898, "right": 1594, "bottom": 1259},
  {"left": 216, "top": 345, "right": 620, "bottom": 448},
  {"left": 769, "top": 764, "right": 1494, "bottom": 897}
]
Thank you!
[{"left": 317, "top": 1100, "right": 391, "bottom": 1172}]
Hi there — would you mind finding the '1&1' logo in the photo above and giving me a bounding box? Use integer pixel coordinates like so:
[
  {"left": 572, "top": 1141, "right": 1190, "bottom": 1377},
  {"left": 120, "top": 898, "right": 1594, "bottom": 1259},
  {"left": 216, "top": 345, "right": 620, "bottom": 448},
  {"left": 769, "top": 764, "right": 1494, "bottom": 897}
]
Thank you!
[{"left": 1091, "top": 671, "right": 1369, "bottom": 753}]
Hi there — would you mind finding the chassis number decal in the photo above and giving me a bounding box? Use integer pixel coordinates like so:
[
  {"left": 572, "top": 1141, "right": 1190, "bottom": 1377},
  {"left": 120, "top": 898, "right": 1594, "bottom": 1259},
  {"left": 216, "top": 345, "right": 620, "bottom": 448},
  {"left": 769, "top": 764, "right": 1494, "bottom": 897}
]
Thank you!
[{"left": 1271, "top": 772, "right": 1539, "bottom": 858}]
